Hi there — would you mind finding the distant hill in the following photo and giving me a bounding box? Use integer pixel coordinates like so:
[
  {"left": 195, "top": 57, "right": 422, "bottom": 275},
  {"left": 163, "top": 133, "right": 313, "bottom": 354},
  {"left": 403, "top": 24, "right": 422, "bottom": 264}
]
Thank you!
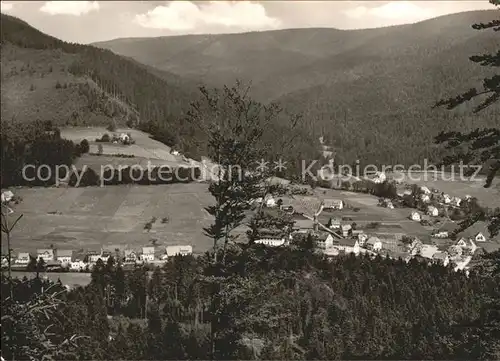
[{"left": 95, "top": 10, "right": 499, "bottom": 166}]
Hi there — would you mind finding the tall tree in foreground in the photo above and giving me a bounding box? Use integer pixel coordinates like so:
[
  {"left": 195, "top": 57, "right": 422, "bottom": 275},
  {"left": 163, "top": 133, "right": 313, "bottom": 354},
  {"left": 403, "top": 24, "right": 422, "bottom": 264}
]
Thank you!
[
  {"left": 435, "top": 3, "right": 500, "bottom": 358},
  {"left": 434, "top": 0, "right": 499, "bottom": 237},
  {"left": 187, "top": 81, "right": 300, "bottom": 264}
]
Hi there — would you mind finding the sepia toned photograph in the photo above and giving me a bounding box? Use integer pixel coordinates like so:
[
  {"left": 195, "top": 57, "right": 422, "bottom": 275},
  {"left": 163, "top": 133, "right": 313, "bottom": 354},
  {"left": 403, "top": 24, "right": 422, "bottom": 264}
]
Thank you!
[{"left": 0, "top": 1, "right": 499, "bottom": 360}]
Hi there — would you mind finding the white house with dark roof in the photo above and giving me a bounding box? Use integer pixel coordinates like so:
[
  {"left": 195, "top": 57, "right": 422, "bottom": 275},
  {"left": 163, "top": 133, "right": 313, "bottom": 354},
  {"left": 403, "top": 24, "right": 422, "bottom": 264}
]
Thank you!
[
  {"left": 314, "top": 233, "right": 334, "bottom": 250},
  {"left": 410, "top": 211, "right": 421, "bottom": 222},
  {"left": 334, "top": 238, "right": 360, "bottom": 255},
  {"left": 323, "top": 199, "right": 344, "bottom": 210},
  {"left": 56, "top": 250, "right": 73, "bottom": 265},
  {"left": 165, "top": 245, "right": 193, "bottom": 257},
  {"left": 420, "top": 186, "right": 431, "bottom": 195},
  {"left": 37, "top": 249, "right": 55, "bottom": 262},
  {"left": 255, "top": 238, "right": 287, "bottom": 247},
  {"left": 427, "top": 205, "right": 439, "bottom": 217},
  {"left": 124, "top": 249, "right": 139, "bottom": 263},
  {"left": 365, "top": 237, "right": 382, "bottom": 252},
  {"left": 141, "top": 247, "right": 156, "bottom": 262},
  {"left": 456, "top": 221, "right": 489, "bottom": 243},
  {"left": 340, "top": 224, "right": 352, "bottom": 237},
  {"left": 15, "top": 252, "right": 30, "bottom": 264},
  {"left": 432, "top": 252, "right": 450, "bottom": 267}
]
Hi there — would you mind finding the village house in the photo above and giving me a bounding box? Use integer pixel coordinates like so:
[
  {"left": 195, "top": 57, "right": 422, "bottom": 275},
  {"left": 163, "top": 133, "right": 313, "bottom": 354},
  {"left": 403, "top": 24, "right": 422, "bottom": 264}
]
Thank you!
[
  {"left": 323, "top": 199, "right": 344, "bottom": 210},
  {"left": 265, "top": 196, "right": 277, "bottom": 208},
  {"left": 293, "top": 219, "right": 314, "bottom": 234},
  {"left": 432, "top": 252, "right": 450, "bottom": 267},
  {"left": 341, "top": 224, "right": 352, "bottom": 237},
  {"left": 451, "top": 197, "right": 462, "bottom": 207},
  {"left": 280, "top": 205, "right": 294, "bottom": 213},
  {"left": 410, "top": 211, "right": 421, "bottom": 222},
  {"left": 427, "top": 205, "right": 439, "bottom": 217},
  {"left": 355, "top": 232, "right": 368, "bottom": 246},
  {"left": 1, "top": 190, "right": 14, "bottom": 203},
  {"left": 419, "top": 244, "right": 439, "bottom": 259},
  {"left": 420, "top": 186, "right": 431, "bottom": 195},
  {"left": 70, "top": 261, "right": 86, "bottom": 272},
  {"left": 328, "top": 217, "right": 342, "bottom": 229},
  {"left": 372, "top": 172, "right": 386, "bottom": 184},
  {"left": 433, "top": 220, "right": 459, "bottom": 239},
  {"left": 165, "top": 245, "right": 193, "bottom": 257},
  {"left": 37, "top": 249, "right": 55, "bottom": 262},
  {"left": 255, "top": 238, "right": 287, "bottom": 247},
  {"left": 56, "top": 250, "right": 73, "bottom": 265},
  {"left": 408, "top": 238, "right": 423, "bottom": 256},
  {"left": 315, "top": 233, "right": 334, "bottom": 250},
  {"left": 456, "top": 221, "right": 489, "bottom": 243},
  {"left": 365, "top": 237, "right": 382, "bottom": 252},
  {"left": 141, "top": 247, "right": 156, "bottom": 262},
  {"left": 334, "top": 238, "right": 360, "bottom": 255},
  {"left": 88, "top": 250, "right": 111, "bottom": 263},
  {"left": 124, "top": 249, "right": 139, "bottom": 263},
  {"left": 15, "top": 252, "right": 30, "bottom": 264},
  {"left": 420, "top": 194, "right": 431, "bottom": 203},
  {"left": 442, "top": 194, "right": 452, "bottom": 204}
]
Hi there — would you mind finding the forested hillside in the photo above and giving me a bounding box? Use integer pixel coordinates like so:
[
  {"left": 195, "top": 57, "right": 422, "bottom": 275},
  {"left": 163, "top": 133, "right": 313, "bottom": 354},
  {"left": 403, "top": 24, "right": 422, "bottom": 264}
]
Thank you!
[
  {"left": 0, "top": 14, "right": 203, "bottom": 158},
  {"left": 96, "top": 9, "right": 499, "bottom": 166},
  {"left": 0, "top": 14, "right": 319, "bottom": 166}
]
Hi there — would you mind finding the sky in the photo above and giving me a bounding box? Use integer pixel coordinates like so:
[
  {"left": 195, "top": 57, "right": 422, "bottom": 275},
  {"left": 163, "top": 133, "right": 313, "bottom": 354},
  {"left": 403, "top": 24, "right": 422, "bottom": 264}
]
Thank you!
[{"left": 0, "top": 1, "right": 495, "bottom": 44}]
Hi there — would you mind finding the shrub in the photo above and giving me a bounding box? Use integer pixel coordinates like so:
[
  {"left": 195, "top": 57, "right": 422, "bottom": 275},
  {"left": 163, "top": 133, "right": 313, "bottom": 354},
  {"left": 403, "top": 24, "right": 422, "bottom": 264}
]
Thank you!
[
  {"left": 106, "top": 122, "right": 116, "bottom": 132},
  {"left": 55, "top": 81, "right": 62, "bottom": 89},
  {"left": 80, "top": 139, "right": 90, "bottom": 154}
]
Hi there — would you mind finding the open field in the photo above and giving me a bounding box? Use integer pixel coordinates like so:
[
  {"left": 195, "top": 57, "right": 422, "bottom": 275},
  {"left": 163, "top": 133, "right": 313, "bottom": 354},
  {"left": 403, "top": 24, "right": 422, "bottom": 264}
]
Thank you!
[
  {"left": 5, "top": 183, "right": 216, "bottom": 255},
  {"left": 61, "top": 127, "right": 184, "bottom": 164},
  {"left": 5, "top": 181, "right": 499, "bottom": 257},
  {"left": 8, "top": 271, "right": 91, "bottom": 287}
]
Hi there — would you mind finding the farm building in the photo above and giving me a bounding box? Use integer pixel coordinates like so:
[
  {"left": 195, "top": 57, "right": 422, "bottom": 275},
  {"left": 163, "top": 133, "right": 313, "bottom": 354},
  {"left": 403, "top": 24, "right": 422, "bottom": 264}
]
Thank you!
[{"left": 323, "top": 199, "right": 344, "bottom": 210}]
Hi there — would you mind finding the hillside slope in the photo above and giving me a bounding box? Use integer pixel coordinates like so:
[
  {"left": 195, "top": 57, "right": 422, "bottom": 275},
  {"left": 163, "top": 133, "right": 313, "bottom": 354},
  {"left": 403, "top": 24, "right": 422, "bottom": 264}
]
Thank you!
[
  {"left": 0, "top": 14, "right": 200, "bottom": 150},
  {"left": 95, "top": 10, "right": 499, "bottom": 165}
]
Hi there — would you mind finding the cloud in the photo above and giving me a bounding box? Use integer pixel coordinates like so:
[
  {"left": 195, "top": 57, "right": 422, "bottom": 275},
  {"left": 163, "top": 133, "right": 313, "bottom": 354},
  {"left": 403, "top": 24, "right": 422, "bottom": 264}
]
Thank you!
[
  {"left": 40, "top": 1, "right": 100, "bottom": 16},
  {"left": 1, "top": 1, "right": 14, "bottom": 13},
  {"left": 135, "top": 1, "right": 280, "bottom": 32},
  {"left": 343, "top": 1, "right": 434, "bottom": 23}
]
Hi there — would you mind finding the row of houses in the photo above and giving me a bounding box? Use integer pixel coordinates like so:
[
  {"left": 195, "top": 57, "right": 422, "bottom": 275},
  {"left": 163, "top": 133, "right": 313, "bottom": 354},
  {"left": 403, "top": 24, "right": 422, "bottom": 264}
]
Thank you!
[{"left": 11, "top": 245, "right": 193, "bottom": 271}]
